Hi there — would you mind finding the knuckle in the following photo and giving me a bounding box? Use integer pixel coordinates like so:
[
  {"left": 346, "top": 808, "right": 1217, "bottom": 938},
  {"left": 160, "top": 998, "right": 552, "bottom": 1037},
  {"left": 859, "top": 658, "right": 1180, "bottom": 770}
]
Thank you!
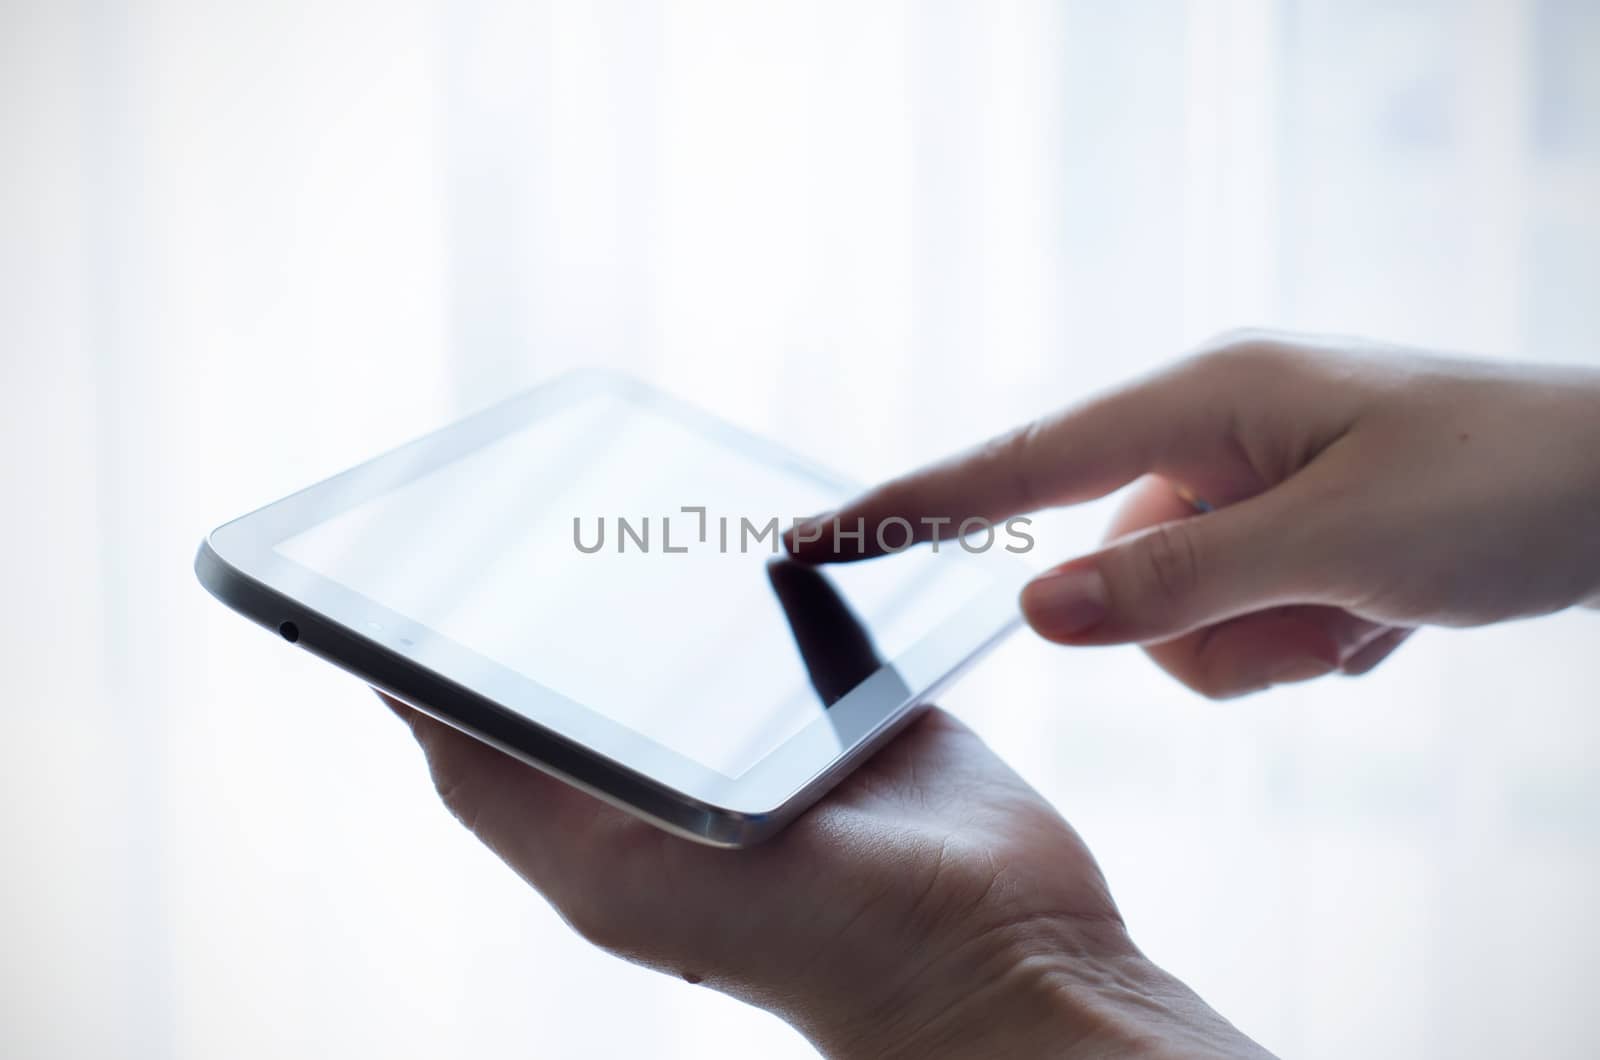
[
  {"left": 556, "top": 896, "right": 617, "bottom": 954},
  {"left": 966, "top": 419, "right": 1043, "bottom": 515},
  {"left": 988, "top": 419, "right": 1043, "bottom": 511},
  {"left": 427, "top": 762, "right": 483, "bottom": 834},
  {"left": 552, "top": 821, "right": 657, "bottom": 955},
  {"left": 1186, "top": 667, "right": 1247, "bottom": 702},
  {"left": 562, "top": 896, "right": 624, "bottom": 952},
  {"left": 1138, "top": 522, "right": 1201, "bottom": 606},
  {"left": 1191, "top": 328, "right": 1294, "bottom": 379},
  {"left": 1147, "top": 647, "right": 1242, "bottom": 702}
]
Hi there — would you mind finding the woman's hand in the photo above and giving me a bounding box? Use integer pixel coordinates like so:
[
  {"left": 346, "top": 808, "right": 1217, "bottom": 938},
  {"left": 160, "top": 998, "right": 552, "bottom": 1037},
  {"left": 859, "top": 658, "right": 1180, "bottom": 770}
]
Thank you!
[
  {"left": 789, "top": 331, "right": 1600, "bottom": 698},
  {"left": 382, "top": 695, "right": 1269, "bottom": 1058}
]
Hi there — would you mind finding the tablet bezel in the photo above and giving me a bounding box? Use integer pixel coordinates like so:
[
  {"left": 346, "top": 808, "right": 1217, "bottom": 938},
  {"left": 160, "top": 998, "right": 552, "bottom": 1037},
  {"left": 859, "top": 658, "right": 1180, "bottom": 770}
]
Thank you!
[{"left": 198, "top": 372, "right": 1026, "bottom": 845}]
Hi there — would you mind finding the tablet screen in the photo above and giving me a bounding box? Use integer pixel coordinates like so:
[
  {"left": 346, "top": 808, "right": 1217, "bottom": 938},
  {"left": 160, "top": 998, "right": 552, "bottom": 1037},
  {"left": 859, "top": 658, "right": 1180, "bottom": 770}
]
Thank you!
[{"left": 274, "top": 388, "right": 999, "bottom": 778}]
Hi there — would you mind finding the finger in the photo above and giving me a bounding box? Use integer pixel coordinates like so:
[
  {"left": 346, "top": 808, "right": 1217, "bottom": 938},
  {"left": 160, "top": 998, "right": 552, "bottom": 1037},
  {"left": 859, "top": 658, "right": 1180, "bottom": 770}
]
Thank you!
[
  {"left": 1097, "top": 477, "right": 1393, "bottom": 694},
  {"left": 1019, "top": 466, "right": 1347, "bottom": 645},
  {"left": 787, "top": 356, "right": 1279, "bottom": 562},
  {"left": 376, "top": 691, "right": 630, "bottom": 894},
  {"left": 381, "top": 692, "right": 601, "bottom": 831},
  {"left": 1100, "top": 473, "right": 1205, "bottom": 545},
  {"left": 1340, "top": 626, "right": 1414, "bottom": 676},
  {"left": 1143, "top": 606, "right": 1393, "bottom": 699}
]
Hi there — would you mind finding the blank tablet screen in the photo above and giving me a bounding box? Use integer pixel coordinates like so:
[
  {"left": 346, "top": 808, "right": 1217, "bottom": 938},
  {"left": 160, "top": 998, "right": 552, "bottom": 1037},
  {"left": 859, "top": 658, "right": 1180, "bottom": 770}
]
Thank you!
[{"left": 275, "top": 387, "right": 998, "bottom": 778}]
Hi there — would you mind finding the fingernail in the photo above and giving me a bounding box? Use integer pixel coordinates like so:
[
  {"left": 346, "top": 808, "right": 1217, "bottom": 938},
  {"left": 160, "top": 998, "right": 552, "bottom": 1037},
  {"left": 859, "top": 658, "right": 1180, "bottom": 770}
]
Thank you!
[
  {"left": 1021, "top": 566, "right": 1108, "bottom": 636},
  {"left": 1267, "top": 656, "right": 1334, "bottom": 685}
]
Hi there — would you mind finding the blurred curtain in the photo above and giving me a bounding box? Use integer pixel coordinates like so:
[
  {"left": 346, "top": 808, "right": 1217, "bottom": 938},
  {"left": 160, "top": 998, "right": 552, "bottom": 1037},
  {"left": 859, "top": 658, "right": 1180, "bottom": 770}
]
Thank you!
[{"left": 3, "top": 2, "right": 1598, "bottom": 1058}]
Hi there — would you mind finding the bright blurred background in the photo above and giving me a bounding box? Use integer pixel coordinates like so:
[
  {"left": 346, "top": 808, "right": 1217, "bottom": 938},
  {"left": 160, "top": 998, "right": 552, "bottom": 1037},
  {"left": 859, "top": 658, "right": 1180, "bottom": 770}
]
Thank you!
[{"left": 4, "top": 1, "right": 1599, "bottom": 1057}]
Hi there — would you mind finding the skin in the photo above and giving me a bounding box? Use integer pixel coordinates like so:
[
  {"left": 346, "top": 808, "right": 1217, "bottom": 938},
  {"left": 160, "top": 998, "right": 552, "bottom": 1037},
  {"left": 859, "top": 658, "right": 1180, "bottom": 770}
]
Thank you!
[
  {"left": 792, "top": 331, "right": 1600, "bottom": 697},
  {"left": 386, "top": 332, "right": 1600, "bottom": 1055},
  {"left": 384, "top": 696, "right": 1269, "bottom": 1058}
]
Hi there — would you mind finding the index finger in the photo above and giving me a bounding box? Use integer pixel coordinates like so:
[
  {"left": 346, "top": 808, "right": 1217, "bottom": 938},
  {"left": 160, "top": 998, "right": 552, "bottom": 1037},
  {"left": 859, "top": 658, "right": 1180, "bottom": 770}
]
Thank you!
[{"left": 786, "top": 359, "right": 1242, "bottom": 562}]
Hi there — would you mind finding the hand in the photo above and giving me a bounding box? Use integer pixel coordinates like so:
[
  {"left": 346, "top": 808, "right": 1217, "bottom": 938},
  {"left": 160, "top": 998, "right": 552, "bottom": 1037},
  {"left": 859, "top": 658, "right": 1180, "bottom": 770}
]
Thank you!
[
  {"left": 382, "top": 694, "right": 1270, "bottom": 1058},
  {"left": 789, "top": 331, "right": 1600, "bottom": 698}
]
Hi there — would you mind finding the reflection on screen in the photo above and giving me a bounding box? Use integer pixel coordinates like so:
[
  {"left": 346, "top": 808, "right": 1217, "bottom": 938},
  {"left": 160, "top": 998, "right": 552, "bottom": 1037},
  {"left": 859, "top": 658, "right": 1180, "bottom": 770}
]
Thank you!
[{"left": 276, "top": 389, "right": 995, "bottom": 777}]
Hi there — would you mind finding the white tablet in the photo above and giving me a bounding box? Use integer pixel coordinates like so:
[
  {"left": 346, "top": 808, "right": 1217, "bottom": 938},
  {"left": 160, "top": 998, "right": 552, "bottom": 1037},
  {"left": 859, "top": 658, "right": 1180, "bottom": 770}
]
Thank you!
[{"left": 196, "top": 372, "right": 1026, "bottom": 846}]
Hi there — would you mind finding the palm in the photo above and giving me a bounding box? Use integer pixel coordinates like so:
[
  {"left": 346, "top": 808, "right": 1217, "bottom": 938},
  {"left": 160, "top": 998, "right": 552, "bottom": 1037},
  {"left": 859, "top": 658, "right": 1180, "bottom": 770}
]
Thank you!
[{"left": 387, "top": 697, "right": 1123, "bottom": 1032}]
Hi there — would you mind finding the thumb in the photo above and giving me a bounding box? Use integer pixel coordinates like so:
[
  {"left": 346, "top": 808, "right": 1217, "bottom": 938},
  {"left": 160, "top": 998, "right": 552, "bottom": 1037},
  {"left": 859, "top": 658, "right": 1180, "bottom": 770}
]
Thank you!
[{"left": 1020, "top": 487, "right": 1327, "bottom": 645}]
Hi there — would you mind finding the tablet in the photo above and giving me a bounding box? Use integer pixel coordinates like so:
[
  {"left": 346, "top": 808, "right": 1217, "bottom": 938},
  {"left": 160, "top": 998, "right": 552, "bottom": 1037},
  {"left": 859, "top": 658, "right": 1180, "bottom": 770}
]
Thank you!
[{"left": 195, "top": 372, "right": 1026, "bottom": 846}]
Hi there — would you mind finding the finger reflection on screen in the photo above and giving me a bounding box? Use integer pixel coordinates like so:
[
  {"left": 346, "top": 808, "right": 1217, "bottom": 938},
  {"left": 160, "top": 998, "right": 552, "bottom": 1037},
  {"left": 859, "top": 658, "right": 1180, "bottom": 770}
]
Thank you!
[{"left": 765, "top": 558, "right": 886, "bottom": 706}]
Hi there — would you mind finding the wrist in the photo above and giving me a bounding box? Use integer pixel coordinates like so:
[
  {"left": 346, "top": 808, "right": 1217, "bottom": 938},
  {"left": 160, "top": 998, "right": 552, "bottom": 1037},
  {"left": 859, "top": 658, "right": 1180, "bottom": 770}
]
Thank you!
[{"left": 797, "top": 914, "right": 1270, "bottom": 1060}]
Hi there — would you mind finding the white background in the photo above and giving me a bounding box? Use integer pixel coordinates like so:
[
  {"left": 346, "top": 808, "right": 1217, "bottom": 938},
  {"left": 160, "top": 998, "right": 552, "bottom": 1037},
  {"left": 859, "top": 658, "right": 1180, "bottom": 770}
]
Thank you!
[{"left": 4, "top": 1, "right": 1598, "bottom": 1057}]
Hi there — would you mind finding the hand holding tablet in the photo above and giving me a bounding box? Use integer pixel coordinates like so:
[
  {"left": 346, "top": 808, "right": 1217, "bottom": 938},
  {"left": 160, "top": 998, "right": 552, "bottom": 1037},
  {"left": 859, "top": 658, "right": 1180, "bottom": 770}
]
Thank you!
[{"left": 196, "top": 372, "right": 1027, "bottom": 846}]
